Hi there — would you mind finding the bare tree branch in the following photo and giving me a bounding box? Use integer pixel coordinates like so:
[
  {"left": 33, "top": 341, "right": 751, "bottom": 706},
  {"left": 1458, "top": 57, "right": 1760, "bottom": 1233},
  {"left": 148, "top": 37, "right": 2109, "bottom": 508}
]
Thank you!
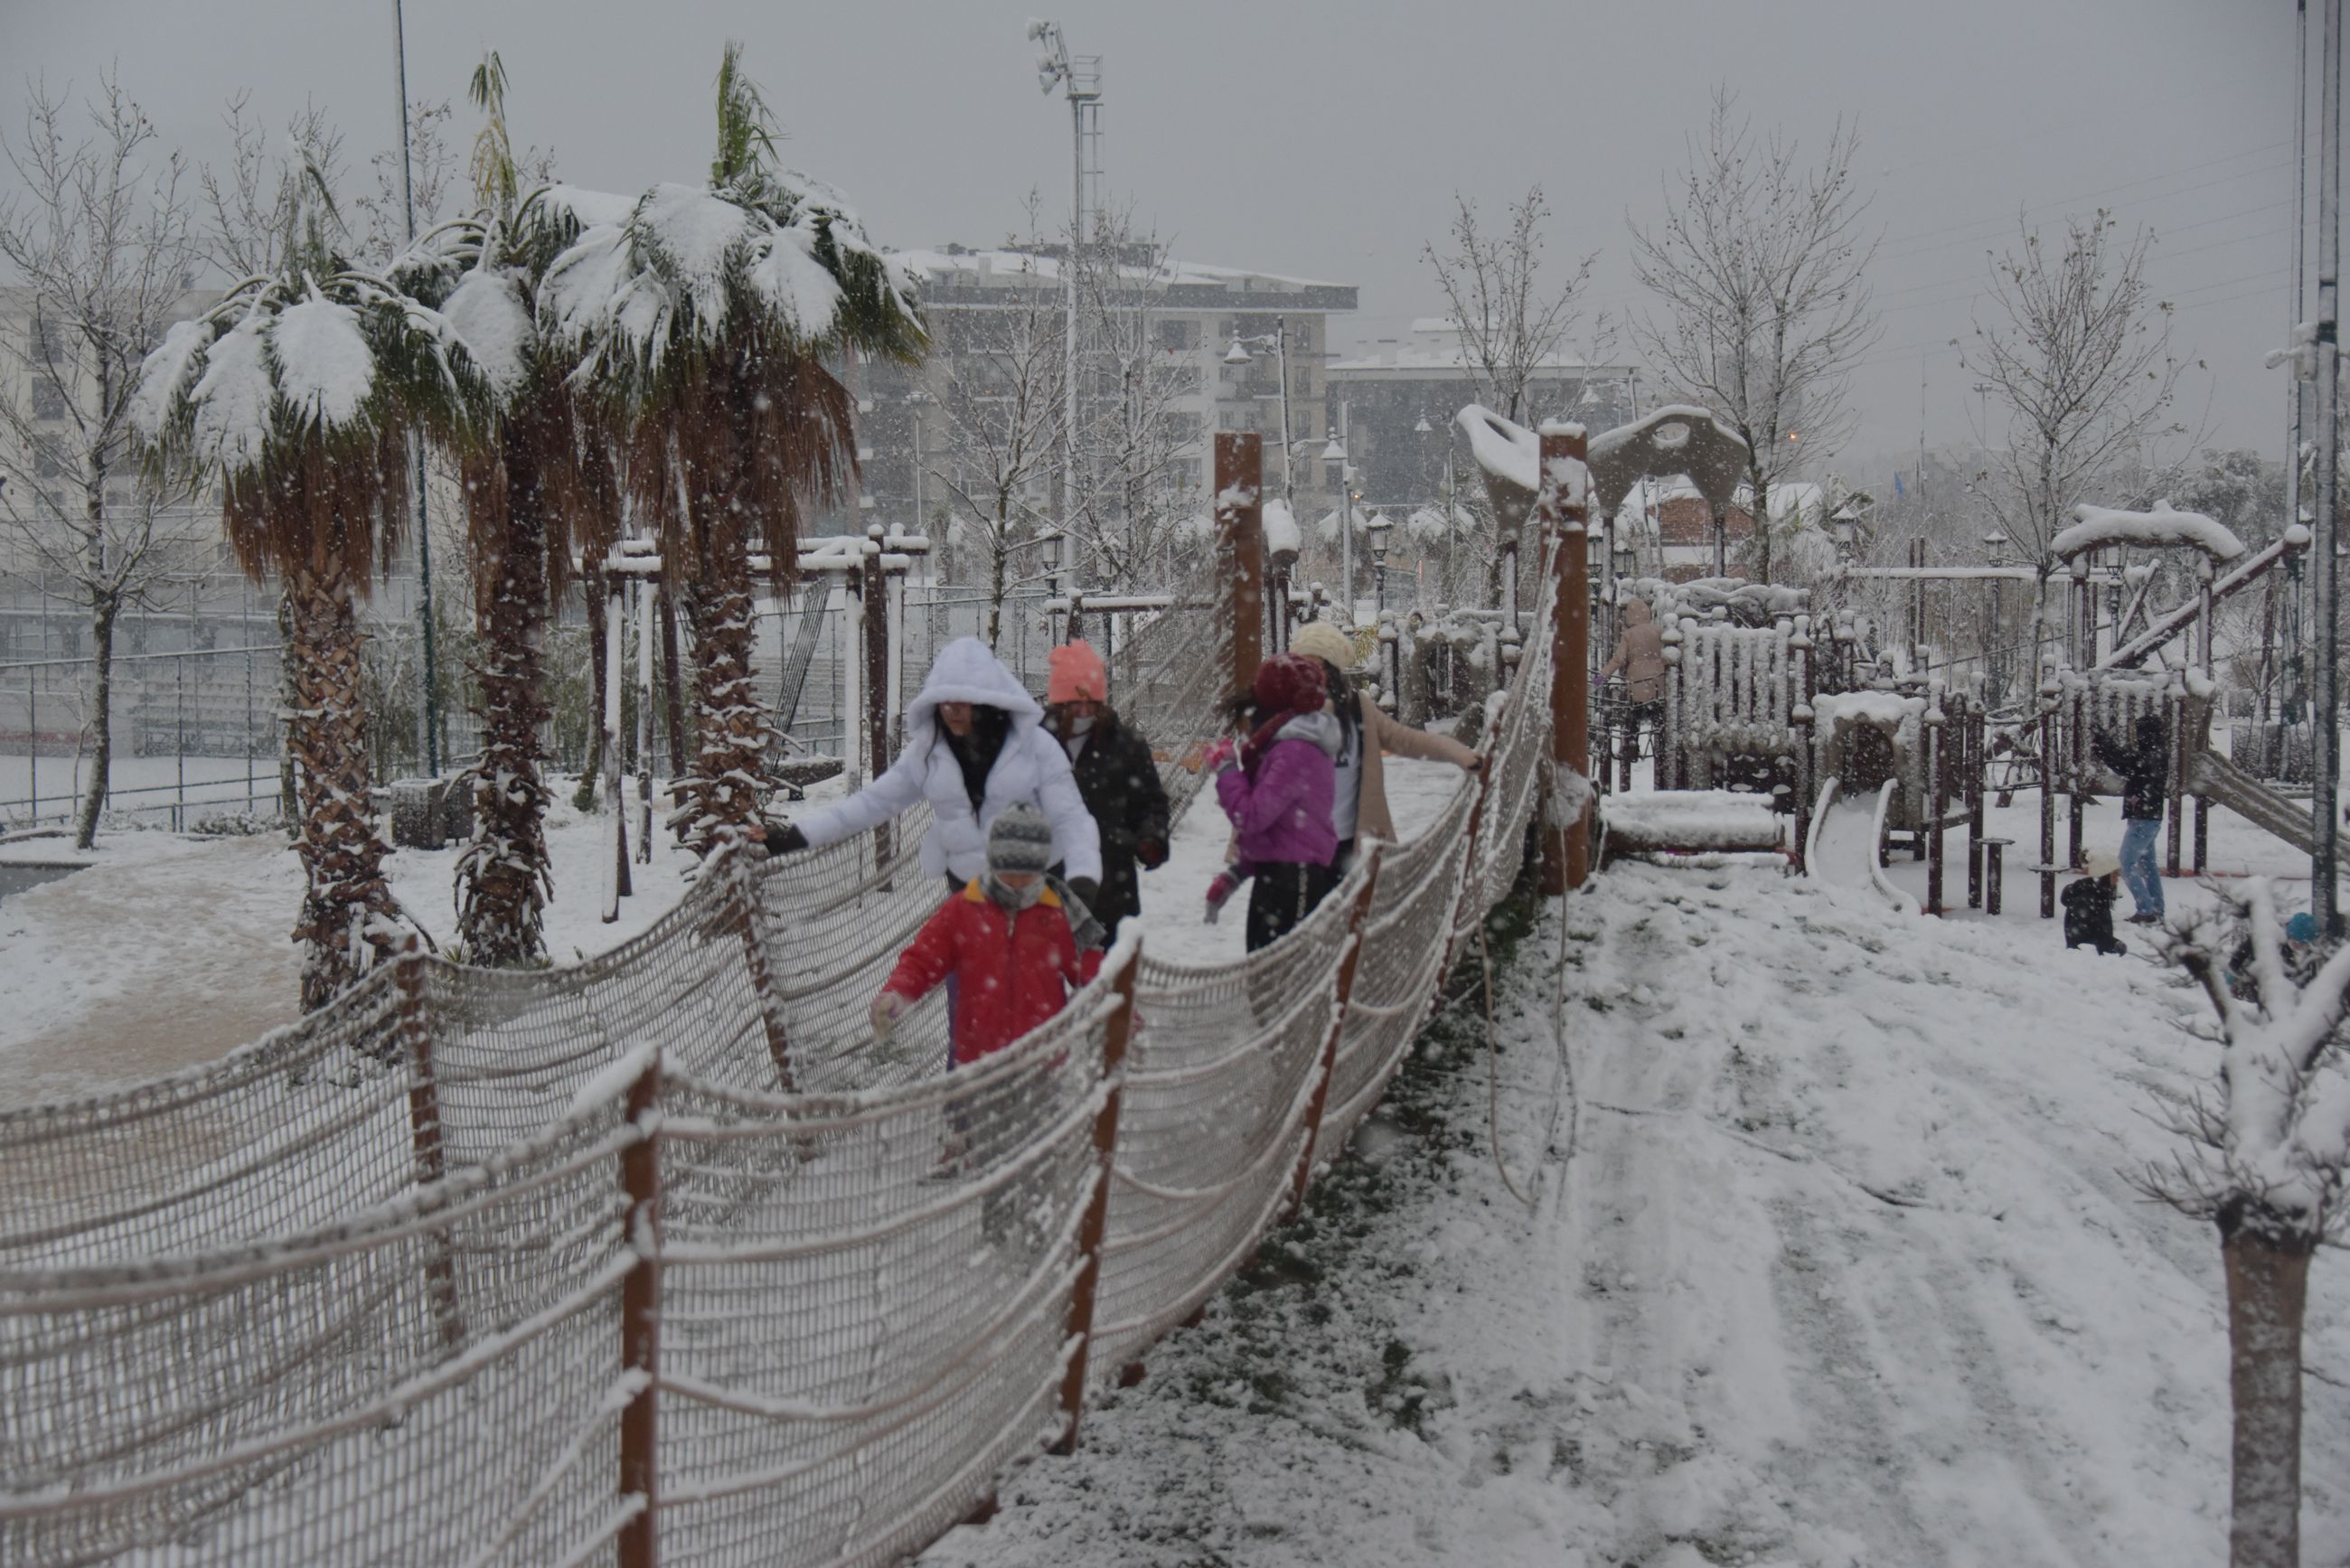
[
  {"left": 1628, "top": 87, "right": 1880, "bottom": 585},
  {"left": 0, "top": 66, "right": 207, "bottom": 848}
]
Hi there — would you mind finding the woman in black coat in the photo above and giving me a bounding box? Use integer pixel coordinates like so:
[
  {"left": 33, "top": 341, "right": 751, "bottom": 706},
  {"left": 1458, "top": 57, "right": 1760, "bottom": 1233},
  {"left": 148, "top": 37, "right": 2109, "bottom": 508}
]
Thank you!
[{"left": 1043, "top": 641, "right": 1170, "bottom": 933}]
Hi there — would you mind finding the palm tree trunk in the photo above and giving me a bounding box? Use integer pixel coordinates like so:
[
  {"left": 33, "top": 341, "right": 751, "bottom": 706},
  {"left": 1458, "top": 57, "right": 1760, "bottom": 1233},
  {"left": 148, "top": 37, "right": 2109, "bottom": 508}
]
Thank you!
[
  {"left": 2222, "top": 1213, "right": 2314, "bottom": 1568},
  {"left": 672, "top": 530, "right": 764, "bottom": 854},
  {"left": 285, "top": 562, "right": 403, "bottom": 1012},
  {"left": 456, "top": 438, "right": 552, "bottom": 968},
  {"left": 277, "top": 588, "right": 299, "bottom": 834}
]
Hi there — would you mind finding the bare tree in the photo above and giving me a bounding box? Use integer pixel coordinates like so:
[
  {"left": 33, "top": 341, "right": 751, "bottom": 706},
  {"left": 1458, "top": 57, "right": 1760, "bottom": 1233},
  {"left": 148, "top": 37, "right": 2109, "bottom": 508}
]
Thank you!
[
  {"left": 1960, "top": 211, "right": 2191, "bottom": 660},
  {"left": 2152, "top": 887, "right": 2350, "bottom": 1568},
  {"left": 1424, "top": 186, "right": 1598, "bottom": 426},
  {"left": 352, "top": 99, "right": 457, "bottom": 261},
  {"left": 925, "top": 202, "right": 1067, "bottom": 649},
  {"left": 1067, "top": 207, "right": 1199, "bottom": 591},
  {"left": 0, "top": 70, "right": 204, "bottom": 849},
  {"left": 1630, "top": 88, "right": 1879, "bottom": 585},
  {"left": 199, "top": 94, "right": 346, "bottom": 279}
]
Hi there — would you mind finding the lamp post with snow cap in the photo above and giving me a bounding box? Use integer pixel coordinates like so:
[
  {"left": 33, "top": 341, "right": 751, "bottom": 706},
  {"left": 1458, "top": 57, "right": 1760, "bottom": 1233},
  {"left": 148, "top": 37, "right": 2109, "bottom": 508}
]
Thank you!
[
  {"left": 1322, "top": 427, "right": 1359, "bottom": 619},
  {"left": 1367, "top": 512, "right": 1396, "bottom": 711},
  {"left": 1224, "top": 323, "right": 1300, "bottom": 504}
]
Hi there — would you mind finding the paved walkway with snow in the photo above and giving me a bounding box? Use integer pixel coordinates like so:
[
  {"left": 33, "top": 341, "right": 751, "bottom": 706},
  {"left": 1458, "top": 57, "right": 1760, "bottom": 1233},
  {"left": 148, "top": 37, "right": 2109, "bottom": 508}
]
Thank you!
[{"left": 926, "top": 861, "right": 2350, "bottom": 1568}]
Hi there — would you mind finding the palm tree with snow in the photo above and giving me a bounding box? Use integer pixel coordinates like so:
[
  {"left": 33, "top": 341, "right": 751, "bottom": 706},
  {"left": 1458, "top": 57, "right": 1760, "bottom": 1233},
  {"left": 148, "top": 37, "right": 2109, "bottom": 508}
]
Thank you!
[
  {"left": 540, "top": 42, "right": 924, "bottom": 854},
  {"left": 409, "top": 55, "right": 629, "bottom": 966},
  {"left": 131, "top": 193, "right": 482, "bottom": 1009}
]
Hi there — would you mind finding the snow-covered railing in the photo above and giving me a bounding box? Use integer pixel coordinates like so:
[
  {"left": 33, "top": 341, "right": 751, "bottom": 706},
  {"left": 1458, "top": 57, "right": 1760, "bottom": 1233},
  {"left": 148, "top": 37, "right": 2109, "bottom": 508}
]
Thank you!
[{"left": 0, "top": 534, "right": 1565, "bottom": 1568}]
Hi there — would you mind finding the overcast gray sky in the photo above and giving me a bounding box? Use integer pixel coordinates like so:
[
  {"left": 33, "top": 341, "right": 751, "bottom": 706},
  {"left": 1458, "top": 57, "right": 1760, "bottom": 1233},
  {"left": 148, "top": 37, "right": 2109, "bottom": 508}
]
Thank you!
[{"left": 2, "top": 0, "right": 2311, "bottom": 485}]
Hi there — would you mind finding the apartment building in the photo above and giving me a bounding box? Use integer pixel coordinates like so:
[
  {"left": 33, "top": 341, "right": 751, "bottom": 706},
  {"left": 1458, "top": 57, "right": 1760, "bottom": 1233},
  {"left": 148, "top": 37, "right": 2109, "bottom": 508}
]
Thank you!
[{"left": 851, "top": 245, "right": 1358, "bottom": 565}]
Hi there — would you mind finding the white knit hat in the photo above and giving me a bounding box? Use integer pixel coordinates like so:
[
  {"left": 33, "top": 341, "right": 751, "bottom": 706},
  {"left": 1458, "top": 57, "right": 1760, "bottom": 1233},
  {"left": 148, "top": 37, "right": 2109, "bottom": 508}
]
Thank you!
[
  {"left": 2082, "top": 850, "right": 2121, "bottom": 878},
  {"left": 1291, "top": 620, "right": 1358, "bottom": 669}
]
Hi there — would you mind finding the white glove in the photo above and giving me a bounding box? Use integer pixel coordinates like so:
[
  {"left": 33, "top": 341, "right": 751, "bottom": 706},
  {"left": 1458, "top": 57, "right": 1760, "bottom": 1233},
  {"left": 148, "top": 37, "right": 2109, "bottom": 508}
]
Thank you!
[{"left": 870, "top": 991, "right": 913, "bottom": 1048}]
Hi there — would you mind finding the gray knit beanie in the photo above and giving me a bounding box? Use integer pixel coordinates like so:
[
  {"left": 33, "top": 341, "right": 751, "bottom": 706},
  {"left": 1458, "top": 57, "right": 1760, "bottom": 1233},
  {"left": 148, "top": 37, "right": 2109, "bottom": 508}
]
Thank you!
[{"left": 986, "top": 803, "right": 1056, "bottom": 875}]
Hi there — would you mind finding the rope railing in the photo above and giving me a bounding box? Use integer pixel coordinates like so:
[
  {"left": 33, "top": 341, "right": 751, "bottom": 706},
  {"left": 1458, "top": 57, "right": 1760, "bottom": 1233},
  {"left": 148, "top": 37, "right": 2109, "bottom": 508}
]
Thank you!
[{"left": 0, "top": 530, "right": 1565, "bottom": 1568}]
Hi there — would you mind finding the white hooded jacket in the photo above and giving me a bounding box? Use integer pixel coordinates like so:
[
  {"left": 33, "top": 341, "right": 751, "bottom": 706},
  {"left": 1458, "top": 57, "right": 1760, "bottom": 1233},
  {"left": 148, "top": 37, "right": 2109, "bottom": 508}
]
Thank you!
[{"left": 794, "top": 637, "right": 1103, "bottom": 884}]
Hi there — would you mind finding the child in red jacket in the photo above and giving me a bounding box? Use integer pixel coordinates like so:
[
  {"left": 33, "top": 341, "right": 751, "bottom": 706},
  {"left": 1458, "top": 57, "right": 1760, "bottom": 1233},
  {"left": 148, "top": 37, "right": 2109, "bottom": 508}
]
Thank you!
[{"left": 871, "top": 803, "right": 1104, "bottom": 1066}]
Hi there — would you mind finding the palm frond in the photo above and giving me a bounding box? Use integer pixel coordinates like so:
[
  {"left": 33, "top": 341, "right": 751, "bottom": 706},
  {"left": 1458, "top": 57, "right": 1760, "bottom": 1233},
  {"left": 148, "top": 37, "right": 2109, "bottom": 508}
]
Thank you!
[{"left": 710, "top": 41, "right": 779, "bottom": 193}]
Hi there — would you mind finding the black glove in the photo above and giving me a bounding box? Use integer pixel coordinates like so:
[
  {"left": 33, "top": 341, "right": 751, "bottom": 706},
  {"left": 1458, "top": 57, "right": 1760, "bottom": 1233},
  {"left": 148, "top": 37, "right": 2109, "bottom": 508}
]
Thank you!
[
  {"left": 761, "top": 820, "right": 809, "bottom": 856},
  {"left": 1135, "top": 839, "right": 1169, "bottom": 870},
  {"left": 1067, "top": 876, "right": 1100, "bottom": 910}
]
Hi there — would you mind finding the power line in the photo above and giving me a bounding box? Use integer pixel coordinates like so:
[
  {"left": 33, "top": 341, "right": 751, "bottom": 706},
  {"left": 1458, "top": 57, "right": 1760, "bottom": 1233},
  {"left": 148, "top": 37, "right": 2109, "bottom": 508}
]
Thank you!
[{"left": 1875, "top": 139, "right": 2289, "bottom": 258}]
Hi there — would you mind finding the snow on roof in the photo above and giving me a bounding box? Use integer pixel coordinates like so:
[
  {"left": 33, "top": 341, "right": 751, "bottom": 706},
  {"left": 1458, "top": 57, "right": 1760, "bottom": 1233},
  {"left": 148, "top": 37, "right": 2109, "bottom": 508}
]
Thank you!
[
  {"left": 2054, "top": 501, "right": 2246, "bottom": 563},
  {"left": 889, "top": 247, "right": 1348, "bottom": 293}
]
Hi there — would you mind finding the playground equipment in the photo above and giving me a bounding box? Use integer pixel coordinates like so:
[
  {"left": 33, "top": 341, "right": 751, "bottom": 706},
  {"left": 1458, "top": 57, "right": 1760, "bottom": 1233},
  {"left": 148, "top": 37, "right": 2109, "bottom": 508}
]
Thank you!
[{"left": 2020, "top": 502, "right": 2319, "bottom": 913}]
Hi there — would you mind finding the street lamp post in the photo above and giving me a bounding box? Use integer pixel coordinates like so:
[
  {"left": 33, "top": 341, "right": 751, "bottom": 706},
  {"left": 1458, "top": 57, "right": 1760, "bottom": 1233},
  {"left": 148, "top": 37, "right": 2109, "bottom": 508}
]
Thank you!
[
  {"left": 392, "top": 0, "right": 438, "bottom": 774},
  {"left": 1224, "top": 323, "right": 1297, "bottom": 503},
  {"left": 1322, "top": 427, "right": 1352, "bottom": 618},
  {"left": 1367, "top": 512, "right": 1396, "bottom": 712},
  {"left": 1027, "top": 20, "right": 1101, "bottom": 545}
]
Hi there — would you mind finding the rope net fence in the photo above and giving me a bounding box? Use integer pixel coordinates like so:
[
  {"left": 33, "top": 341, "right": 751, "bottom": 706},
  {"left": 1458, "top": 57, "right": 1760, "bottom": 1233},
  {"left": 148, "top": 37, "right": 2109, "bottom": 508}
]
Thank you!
[{"left": 0, "top": 530, "right": 1567, "bottom": 1567}]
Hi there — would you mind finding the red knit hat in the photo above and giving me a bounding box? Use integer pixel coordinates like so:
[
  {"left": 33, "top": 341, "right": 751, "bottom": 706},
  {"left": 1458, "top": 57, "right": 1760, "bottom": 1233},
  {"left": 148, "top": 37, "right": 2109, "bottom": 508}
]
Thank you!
[
  {"left": 1251, "top": 652, "right": 1326, "bottom": 717},
  {"left": 1048, "top": 640, "right": 1107, "bottom": 703}
]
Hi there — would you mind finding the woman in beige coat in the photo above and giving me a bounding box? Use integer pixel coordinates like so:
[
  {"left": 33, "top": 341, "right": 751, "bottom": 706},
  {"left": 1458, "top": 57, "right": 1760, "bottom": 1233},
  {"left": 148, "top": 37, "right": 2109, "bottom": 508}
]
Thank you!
[{"left": 1289, "top": 620, "right": 1484, "bottom": 864}]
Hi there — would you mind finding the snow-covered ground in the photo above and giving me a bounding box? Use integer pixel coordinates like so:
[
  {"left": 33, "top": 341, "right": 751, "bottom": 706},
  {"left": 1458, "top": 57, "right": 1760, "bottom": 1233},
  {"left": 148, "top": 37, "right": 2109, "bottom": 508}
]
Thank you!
[
  {"left": 0, "top": 781, "right": 719, "bottom": 1105},
  {"left": 926, "top": 859, "right": 2350, "bottom": 1568}
]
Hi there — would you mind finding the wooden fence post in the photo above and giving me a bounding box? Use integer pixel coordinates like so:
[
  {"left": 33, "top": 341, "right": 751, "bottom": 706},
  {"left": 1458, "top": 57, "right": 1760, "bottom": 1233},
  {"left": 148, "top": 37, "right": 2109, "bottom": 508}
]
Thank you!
[
  {"left": 1925, "top": 697, "right": 1947, "bottom": 916},
  {"left": 1289, "top": 849, "right": 1383, "bottom": 1217},
  {"left": 2039, "top": 686, "right": 2059, "bottom": 918},
  {"left": 1053, "top": 951, "right": 1139, "bottom": 1455},
  {"left": 1215, "top": 434, "right": 1264, "bottom": 699},
  {"left": 396, "top": 943, "right": 463, "bottom": 1348},
  {"left": 1536, "top": 425, "right": 1590, "bottom": 895},
  {"left": 617, "top": 1051, "right": 663, "bottom": 1568},
  {"left": 1791, "top": 615, "right": 1815, "bottom": 875}
]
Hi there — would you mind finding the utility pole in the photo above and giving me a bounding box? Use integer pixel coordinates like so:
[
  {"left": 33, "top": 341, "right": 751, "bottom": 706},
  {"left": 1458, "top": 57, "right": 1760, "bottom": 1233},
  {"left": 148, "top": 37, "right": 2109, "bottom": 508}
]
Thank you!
[
  {"left": 2291, "top": 0, "right": 2313, "bottom": 729},
  {"left": 393, "top": 0, "right": 439, "bottom": 775},
  {"left": 2316, "top": 0, "right": 2342, "bottom": 930},
  {"left": 1029, "top": 20, "right": 1101, "bottom": 560}
]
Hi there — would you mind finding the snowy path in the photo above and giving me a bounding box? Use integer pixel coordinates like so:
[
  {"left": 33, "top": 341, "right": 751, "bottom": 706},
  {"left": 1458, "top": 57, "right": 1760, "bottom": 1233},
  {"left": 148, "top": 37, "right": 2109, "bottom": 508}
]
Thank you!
[{"left": 926, "top": 862, "right": 2350, "bottom": 1567}]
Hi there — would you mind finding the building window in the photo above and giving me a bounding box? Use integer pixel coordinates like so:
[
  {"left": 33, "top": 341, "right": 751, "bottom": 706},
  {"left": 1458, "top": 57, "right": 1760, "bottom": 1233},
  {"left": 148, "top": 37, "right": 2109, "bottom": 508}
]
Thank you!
[
  {"left": 32, "top": 381, "right": 67, "bottom": 420},
  {"left": 1155, "top": 318, "right": 1197, "bottom": 352}
]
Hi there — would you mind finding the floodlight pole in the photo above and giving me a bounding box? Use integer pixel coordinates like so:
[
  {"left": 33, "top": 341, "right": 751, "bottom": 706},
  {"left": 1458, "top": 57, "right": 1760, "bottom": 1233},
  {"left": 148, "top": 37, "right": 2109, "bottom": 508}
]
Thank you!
[
  {"left": 2315, "top": 0, "right": 2343, "bottom": 931},
  {"left": 393, "top": 0, "right": 439, "bottom": 775},
  {"left": 1031, "top": 22, "right": 1100, "bottom": 569}
]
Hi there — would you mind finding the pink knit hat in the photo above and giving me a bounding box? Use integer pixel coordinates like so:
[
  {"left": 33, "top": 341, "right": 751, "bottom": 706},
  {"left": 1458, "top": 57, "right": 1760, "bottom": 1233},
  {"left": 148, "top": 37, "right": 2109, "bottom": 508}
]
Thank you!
[{"left": 1048, "top": 640, "right": 1107, "bottom": 704}]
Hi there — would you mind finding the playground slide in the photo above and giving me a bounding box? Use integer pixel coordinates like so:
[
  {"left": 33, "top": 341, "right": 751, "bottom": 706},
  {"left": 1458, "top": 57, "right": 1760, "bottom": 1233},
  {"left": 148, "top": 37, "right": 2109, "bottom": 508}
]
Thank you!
[
  {"left": 2185, "top": 747, "right": 2319, "bottom": 858},
  {"left": 1805, "top": 776, "right": 1919, "bottom": 914}
]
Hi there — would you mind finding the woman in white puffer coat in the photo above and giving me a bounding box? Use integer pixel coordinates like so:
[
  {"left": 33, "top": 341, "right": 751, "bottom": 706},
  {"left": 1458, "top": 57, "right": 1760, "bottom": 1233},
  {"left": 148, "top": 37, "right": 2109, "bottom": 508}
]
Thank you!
[{"left": 767, "top": 637, "right": 1103, "bottom": 902}]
